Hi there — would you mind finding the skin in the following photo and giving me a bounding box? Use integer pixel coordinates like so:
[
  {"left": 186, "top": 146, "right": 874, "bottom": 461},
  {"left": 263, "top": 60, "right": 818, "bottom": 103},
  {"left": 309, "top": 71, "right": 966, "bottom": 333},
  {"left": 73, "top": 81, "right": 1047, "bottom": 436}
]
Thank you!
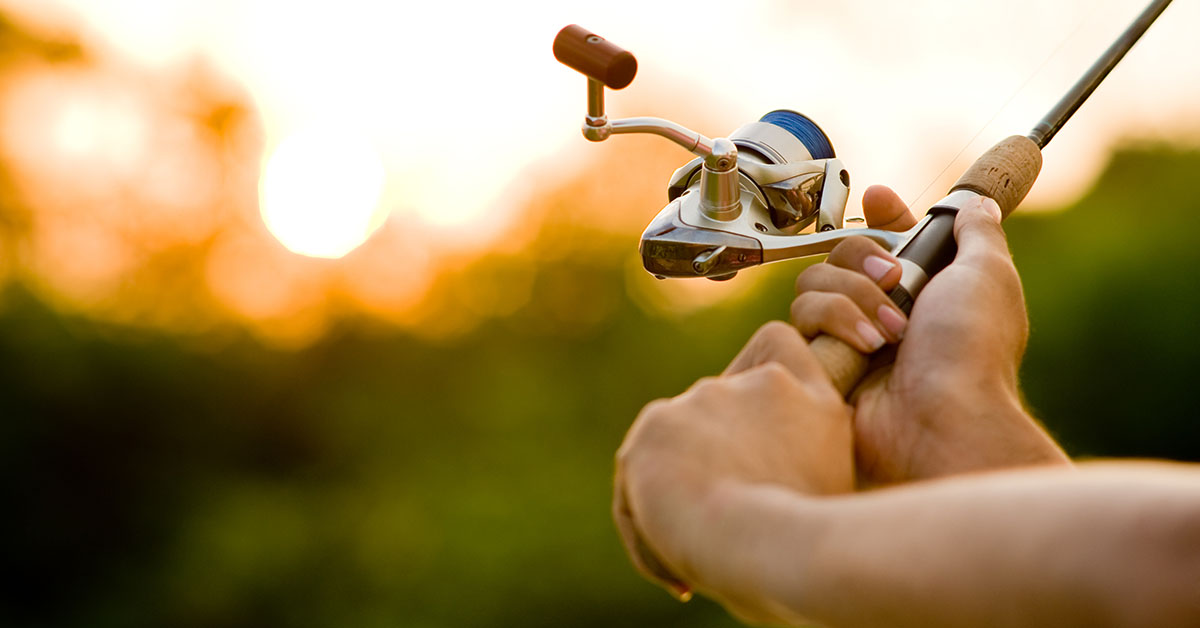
[
  {"left": 703, "top": 462, "right": 1200, "bottom": 627},
  {"left": 791, "top": 185, "right": 1068, "bottom": 484},
  {"left": 614, "top": 320, "right": 856, "bottom": 618},
  {"left": 614, "top": 187, "right": 1200, "bottom": 626}
]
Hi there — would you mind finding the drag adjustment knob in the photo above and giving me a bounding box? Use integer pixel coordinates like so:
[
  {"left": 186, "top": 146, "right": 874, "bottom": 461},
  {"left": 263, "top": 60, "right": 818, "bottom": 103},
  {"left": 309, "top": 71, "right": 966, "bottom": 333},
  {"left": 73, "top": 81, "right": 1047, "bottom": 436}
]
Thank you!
[{"left": 553, "top": 24, "right": 638, "bottom": 89}]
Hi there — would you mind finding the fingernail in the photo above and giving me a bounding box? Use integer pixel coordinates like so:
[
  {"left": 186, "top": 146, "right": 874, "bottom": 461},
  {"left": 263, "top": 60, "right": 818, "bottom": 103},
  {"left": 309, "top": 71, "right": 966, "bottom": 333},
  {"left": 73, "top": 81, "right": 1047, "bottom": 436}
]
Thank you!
[
  {"left": 669, "top": 583, "right": 693, "bottom": 603},
  {"left": 876, "top": 305, "right": 907, "bottom": 340},
  {"left": 862, "top": 255, "right": 896, "bottom": 283},
  {"left": 855, "top": 320, "right": 886, "bottom": 351}
]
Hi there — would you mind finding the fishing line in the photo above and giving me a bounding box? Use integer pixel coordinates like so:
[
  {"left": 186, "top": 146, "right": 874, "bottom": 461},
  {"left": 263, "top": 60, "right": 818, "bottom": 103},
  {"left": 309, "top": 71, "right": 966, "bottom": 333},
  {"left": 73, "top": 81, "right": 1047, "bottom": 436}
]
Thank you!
[{"left": 908, "top": 4, "right": 1098, "bottom": 210}]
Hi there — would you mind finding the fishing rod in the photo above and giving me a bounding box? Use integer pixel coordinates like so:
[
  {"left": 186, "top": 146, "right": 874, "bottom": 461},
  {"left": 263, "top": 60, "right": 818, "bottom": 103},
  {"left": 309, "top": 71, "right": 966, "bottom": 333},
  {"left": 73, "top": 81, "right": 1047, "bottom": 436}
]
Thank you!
[{"left": 553, "top": 0, "right": 1174, "bottom": 394}]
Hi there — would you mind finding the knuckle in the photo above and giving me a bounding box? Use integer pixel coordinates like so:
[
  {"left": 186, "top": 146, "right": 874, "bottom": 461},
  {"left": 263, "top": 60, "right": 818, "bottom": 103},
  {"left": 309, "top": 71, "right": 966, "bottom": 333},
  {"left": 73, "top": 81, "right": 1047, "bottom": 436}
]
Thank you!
[
  {"left": 795, "top": 262, "right": 834, "bottom": 294},
  {"left": 746, "top": 320, "right": 799, "bottom": 358},
  {"left": 828, "top": 235, "right": 879, "bottom": 265},
  {"left": 637, "top": 397, "right": 672, "bottom": 421},
  {"left": 844, "top": 268, "right": 885, "bottom": 298},
  {"left": 789, "top": 295, "right": 806, "bottom": 320},
  {"left": 749, "top": 360, "right": 798, "bottom": 390},
  {"left": 792, "top": 292, "right": 859, "bottom": 329},
  {"left": 628, "top": 399, "right": 673, "bottom": 443},
  {"left": 820, "top": 292, "right": 860, "bottom": 320},
  {"left": 615, "top": 434, "right": 635, "bottom": 464},
  {"left": 614, "top": 443, "right": 633, "bottom": 471},
  {"left": 757, "top": 320, "right": 797, "bottom": 344},
  {"left": 788, "top": 298, "right": 812, "bottom": 335},
  {"left": 688, "top": 375, "right": 720, "bottom": 394},
  {"left": 834, "top": 234, "right": 873, "bottom": 252},
  {"left": 624, "top": 397, "right": 686, "bottom": 463}
]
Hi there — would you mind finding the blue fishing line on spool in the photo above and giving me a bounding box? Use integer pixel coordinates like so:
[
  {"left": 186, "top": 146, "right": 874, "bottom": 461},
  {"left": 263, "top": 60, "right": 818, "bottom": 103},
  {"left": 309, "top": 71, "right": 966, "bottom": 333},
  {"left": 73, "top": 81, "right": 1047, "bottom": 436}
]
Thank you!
[{"left": 759, "top": 110, "right": 835, "bottom": 160}]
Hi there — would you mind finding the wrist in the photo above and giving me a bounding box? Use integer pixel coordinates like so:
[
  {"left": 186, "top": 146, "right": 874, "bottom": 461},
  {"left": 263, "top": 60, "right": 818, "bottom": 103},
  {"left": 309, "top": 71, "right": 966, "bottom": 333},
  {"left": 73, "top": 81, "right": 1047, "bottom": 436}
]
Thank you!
[{"left": 690, "top": 481, "right": 827, "bottom": 625}]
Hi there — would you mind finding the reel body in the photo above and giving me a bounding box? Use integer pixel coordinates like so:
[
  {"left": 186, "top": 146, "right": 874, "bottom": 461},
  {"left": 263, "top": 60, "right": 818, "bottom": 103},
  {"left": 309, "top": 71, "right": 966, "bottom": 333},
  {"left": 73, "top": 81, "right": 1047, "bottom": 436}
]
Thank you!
[{"left": 645, "top": 111, "right": 851, "bottom": 279}]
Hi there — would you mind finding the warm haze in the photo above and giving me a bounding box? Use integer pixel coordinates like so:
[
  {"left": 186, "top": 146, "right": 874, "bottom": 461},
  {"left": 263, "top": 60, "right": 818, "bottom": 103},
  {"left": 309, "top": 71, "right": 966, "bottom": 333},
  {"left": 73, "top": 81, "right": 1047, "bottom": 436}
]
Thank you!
[{"left": 0, "top": 0, "right": 1195, "bottom": 342}]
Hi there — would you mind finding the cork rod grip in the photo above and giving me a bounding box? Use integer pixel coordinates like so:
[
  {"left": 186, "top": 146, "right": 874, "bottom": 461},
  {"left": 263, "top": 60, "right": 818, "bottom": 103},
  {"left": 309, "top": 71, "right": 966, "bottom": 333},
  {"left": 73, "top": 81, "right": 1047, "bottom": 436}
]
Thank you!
[
  {"left": 951, "top": 135, "right": 1044, "bottom": 219},
  {"left": 809, "top": 334, "right": 870, "bottom": 397},
  {"left": 553, "top": 25, "right": 638, "bottom": 90}
]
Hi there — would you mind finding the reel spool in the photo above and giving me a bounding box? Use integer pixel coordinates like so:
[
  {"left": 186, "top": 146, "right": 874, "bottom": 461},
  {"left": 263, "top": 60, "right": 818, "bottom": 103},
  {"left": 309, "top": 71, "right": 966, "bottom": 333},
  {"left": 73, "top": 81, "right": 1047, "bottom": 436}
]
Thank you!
[{"left": 669, "top": 111, "right": 843, "bottom": 234}]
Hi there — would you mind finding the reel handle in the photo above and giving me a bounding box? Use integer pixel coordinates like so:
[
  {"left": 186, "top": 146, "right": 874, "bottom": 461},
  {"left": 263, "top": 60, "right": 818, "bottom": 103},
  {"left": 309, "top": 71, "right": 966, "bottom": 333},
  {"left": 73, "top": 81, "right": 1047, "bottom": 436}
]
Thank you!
[{"left": 553, "top": 25, "right": 638, "bottom": 89}]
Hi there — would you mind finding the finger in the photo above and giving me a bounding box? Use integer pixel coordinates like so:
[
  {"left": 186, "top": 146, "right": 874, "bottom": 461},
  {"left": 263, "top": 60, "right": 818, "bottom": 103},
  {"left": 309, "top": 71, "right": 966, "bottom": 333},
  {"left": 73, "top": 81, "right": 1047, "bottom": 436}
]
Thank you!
[
  {"left": 795, "top": 264, "right": 907, "bottom": 342},
  {"left": 723, "top": 320, "right": 825, "bottom": 381},
  {"left": 862, "top": 185, "right": 918, "bottom": 231},
  {"left": 952, "top": 195, "right": 1012, "bottom": 273},
  {"left": 790, "top": 291, "right": 887, "bottom": 353},
  {"left": 824, "top": 235, "right": 903, "bottom": 290},
  {"left": 613, "top": 464, "right": 693, "bottom": 601}
]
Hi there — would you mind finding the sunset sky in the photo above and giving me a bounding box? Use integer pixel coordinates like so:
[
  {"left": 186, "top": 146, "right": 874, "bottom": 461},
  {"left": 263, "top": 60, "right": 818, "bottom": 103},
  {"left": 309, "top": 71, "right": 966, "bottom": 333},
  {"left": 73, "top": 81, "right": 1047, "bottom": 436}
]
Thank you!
[
  {"left": 8, "top": 0, "right": 1197, "bottom": 256},
  {"left": 0, "top": 0, "right": 1194, "bottom": 345}
]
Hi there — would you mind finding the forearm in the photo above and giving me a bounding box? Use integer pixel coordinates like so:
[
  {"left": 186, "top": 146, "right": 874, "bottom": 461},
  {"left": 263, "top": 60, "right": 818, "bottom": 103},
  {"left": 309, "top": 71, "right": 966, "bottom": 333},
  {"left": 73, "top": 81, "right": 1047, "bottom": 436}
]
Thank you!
[{"left": 705, "top": 463, "right": 1200, "bottom": 627}]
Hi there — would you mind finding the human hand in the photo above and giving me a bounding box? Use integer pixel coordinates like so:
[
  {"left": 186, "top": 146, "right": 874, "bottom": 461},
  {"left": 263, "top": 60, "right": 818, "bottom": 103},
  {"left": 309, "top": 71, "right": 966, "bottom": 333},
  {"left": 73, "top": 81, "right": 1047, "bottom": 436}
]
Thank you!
[
  {"left": 791, "top": 185, "right": 1069, "bottom": 484},
  {"left": 613, "top": 322, "right": 853, "bottom": 620}
]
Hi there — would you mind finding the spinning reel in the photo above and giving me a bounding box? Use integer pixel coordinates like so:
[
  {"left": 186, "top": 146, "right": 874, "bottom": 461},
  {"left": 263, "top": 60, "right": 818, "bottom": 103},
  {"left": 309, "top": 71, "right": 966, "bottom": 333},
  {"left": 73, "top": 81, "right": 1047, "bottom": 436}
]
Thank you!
[
  {"left": 553, "top": 24, "right": 914, "bottom": 281},
  {"left": 553, "top": 0, "right": 1169, "bottom": 397}
]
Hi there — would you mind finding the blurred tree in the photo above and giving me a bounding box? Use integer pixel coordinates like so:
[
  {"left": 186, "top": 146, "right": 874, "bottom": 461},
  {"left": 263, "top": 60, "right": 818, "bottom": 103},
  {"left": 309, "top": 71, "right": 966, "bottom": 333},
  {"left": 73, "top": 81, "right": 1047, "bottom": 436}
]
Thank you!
[
  {"left": 1009, "top": 145, "right": 1200, "bottom": 462},
  {"left": 2, "top": 144, "right": 1199, "bottom": 627},
  {"left": 0, "top": 12, "right": 82, "bottom": 285}
]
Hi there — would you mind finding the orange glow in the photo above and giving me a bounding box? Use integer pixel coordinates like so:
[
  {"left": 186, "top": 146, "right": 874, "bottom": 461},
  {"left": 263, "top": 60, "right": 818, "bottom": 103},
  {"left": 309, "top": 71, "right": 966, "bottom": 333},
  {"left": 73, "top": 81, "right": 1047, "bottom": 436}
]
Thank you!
[
  {"left": 338, "top": 222, "right": 435, "bottom": 320},
  {"left": 0, "top": 0, "right": 1197, "bottom": 345},
  {"left": 259, "top": 127, "right": 387, "bottom": 259},
  {"left": 4, "top": 70, "right": 149, "bottom": 189}
]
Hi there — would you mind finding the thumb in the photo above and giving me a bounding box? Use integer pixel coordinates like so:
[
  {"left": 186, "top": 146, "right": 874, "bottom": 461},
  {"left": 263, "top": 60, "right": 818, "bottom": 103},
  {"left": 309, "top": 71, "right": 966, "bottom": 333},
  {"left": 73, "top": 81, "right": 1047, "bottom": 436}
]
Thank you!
[
  {"left": 952, "top": 195, "right": 1010, "bottom": 268},
  {"left": 862, "top": 185, "right": 918, "bottom": 231}
]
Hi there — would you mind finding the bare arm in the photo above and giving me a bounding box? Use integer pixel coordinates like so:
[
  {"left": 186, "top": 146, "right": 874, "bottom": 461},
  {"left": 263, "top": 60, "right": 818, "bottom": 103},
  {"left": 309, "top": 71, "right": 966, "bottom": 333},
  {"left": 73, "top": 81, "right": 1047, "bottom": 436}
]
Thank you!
[
  {"left": 616, "top": 191, "right": 1193, "bottom": 626},
  {"left": 617, "top": 322, "right": 1200, "bottom": 627},
  {"left": 713, "top": 463, "right": 1200, "bottom": 628}
]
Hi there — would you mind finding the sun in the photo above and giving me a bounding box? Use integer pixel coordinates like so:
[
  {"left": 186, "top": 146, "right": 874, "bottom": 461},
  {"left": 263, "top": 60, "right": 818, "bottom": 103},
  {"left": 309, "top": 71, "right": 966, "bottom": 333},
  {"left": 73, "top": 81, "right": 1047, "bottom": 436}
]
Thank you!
[{"left": 259, "top": 126, "right": 387, "bottom": 259}]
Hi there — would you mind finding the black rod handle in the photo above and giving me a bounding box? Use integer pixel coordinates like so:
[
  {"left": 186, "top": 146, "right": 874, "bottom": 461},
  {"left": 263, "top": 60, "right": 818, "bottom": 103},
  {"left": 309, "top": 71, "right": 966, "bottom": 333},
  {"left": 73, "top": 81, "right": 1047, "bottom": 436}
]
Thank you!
[{"left": 889, "top": 134, "right": 1044, "bottom": 312}]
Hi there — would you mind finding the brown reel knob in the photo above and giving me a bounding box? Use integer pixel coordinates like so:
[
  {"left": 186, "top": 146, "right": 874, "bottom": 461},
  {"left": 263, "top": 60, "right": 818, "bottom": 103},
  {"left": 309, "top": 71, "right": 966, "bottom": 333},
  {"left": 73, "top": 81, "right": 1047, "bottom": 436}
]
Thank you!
[{"left": 553, "top": 24, "right": 638, "bottom": 90}]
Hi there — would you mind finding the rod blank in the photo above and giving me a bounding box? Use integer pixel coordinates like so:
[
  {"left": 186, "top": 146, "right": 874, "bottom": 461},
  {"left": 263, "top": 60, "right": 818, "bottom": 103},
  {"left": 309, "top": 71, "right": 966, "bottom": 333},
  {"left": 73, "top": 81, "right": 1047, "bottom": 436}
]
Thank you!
[{"left": 1028, "top": 0, "right": 1173, "bottom": 149}]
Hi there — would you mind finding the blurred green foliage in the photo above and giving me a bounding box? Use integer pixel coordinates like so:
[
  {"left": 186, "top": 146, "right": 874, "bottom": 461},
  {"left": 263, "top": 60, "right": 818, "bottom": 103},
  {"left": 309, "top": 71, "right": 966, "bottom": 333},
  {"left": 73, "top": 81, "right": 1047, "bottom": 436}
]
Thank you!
[
  {"left": 1008, "top": 145, "right": 1200, "bottom": 460},
  {"left": 3, "top": 146, "right": 1198, "bottom": 628},
  {"left": 0, "top": 237, "right": 797, "bottom": 627}
]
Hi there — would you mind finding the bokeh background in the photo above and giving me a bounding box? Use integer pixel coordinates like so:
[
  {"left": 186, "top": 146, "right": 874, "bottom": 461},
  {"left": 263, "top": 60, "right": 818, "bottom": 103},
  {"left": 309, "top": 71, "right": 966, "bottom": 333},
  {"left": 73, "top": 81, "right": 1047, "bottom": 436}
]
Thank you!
[{"left": 1, "top": 1, "right": 1197, "bottom": 626}]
